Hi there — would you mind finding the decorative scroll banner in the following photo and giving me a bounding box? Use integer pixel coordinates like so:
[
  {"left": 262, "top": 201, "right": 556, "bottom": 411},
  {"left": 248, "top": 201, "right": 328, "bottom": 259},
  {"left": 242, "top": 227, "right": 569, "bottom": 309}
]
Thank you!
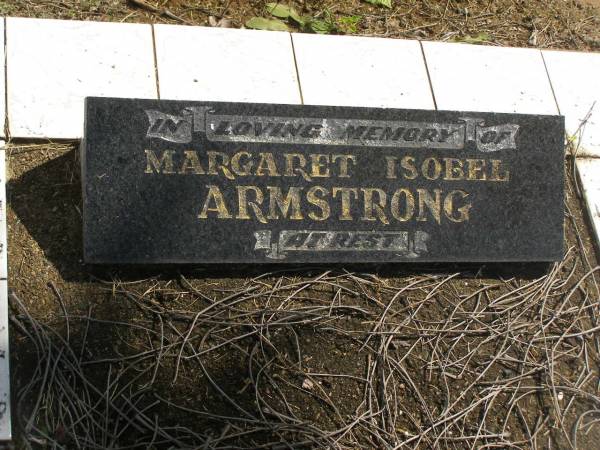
[
  {"left": 145, "top": 107, "right": 519, "bottom": 153},
  {"left": 253, "top": 230, "right": 430, "bottom": 260},
  {"left": 145, "top": 110, "right": 193, "bottom": 144}
]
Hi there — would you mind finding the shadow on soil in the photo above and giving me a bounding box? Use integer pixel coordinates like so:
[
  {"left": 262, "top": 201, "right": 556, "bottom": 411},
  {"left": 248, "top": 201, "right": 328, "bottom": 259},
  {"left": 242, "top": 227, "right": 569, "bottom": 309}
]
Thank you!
[{"left": 9, "top": 148, "right": 552, "bottom": 282}]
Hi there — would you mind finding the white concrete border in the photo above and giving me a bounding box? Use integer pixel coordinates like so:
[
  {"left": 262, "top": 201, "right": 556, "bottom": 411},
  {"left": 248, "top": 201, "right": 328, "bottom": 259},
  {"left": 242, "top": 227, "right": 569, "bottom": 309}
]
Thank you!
[
  {"left": 2, "top": 15, "right": 599, "bottom": 156},
  {"left": 543, "top": 49, "right": 600, "bottom": 158},
  {"left": 0, "top": 20, "right": 5, "bottom": 139},
  {"left": 154, "top": 24, "right": 301, "bottom": 104},
  {"left": 576, "top": 162, "right": 600, "bottom": 257},
  {"left": 292, "top": 33, "right": 434, "bottom": 109},
  {"left": 422, "top": 41, "right": 558, "bottom": 115},
  {"left": 6, "top": 17, "right": 157, "bottom": 139}
]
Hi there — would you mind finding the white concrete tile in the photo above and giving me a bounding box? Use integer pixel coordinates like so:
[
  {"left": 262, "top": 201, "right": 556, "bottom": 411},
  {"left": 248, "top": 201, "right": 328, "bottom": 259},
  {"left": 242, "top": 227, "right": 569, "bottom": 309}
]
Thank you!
[
  {"left": 292, "top": 33, "right": 434, "bottom": 109},
  {"left": 155, "top": 25, "right": 301, "bottom": 104},
  {"left": 7, "top": 17, "right": 157, "bottom": 139},
  {"left": 543, "top": 50, "right": 600, "bottom": 157},
  {"left": 0, "top": 279, "right": 9, "bottom": 441},
  {"left": 0, "top": 20, "right": 6, "bottom": 140},
  {"left": 0, "top": 146, "right": 5, "bottom": 281},
  {"left": 422, "top": 41, "right": 558, "bottom": 115},
  {"left": 577, "top": 159, "right": 600, "bottom": 252}
]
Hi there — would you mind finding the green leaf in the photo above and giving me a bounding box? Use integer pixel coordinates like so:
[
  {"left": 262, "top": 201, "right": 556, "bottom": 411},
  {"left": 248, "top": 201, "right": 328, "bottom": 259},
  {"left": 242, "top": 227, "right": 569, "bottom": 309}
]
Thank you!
[
  {"left": 290, "top": 13, "right": 307, "bottom": 26},
  {"left": 266, "top": 2, "right": 292, "bottom": 18},
  {"left": 245, "top": 17, "right": 289, "bottom": 31},
  {"left": 308, "top": 19, "right": 336, "bottom": 34},
  {"left": 338, "top": 15, "right": 362, "bottom": 33},
  {"left": 363, "top": 0, "right": 392, "bottom": 8},
  {"left": 452, "top": 32, "right": 492, "bottom": 44},
  {"left": 296, "top": 15, "right": 313, "bottom": 26},
  {"left": 266, "top": 3, "right": 305, "bottom": 25}
]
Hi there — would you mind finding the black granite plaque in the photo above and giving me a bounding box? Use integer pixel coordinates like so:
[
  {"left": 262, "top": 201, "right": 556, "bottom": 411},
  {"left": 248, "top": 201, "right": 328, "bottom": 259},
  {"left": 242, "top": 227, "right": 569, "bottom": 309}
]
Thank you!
[{"left": 81, "top": 97, "right": 564, "bottom": 264}]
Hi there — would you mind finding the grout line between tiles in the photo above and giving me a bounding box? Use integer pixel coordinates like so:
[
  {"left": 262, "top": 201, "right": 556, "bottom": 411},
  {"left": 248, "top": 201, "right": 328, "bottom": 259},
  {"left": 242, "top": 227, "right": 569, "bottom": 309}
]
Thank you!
[
  {"left": 418, "top": 40, "right": 437, "bottom": 111},
  {"left": 540, "top": 50, "right": 561, "bottom": 116},
  {"left": 151, "top": 24, "right": 160, "bottom": 100},
  {"left": 289, "top": 33, "right": 304, "bottom": 105}
]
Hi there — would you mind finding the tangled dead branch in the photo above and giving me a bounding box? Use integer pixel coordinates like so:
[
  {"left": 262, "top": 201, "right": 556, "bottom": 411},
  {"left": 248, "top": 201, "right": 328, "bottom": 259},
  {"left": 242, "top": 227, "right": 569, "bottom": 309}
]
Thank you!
[{"left": 9, "top": 251, "right": 600, "bottom": 448}]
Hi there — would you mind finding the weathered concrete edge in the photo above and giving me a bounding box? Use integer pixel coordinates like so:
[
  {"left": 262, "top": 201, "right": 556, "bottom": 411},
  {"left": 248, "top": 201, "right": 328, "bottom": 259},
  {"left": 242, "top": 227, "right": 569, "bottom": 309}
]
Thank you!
[{"left": 0, "top": 141, "right": 10, "bottom": 441}]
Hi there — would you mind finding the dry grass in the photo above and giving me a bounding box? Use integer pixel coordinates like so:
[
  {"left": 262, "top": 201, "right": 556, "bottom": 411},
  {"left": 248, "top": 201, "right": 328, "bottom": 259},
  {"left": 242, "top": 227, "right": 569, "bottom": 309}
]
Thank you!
[
  {"left": 9, "top": 251, "right": 600, "bottom": 448},
  {"left": 0, "top": 0, "right": 599, "bottom": 50}
]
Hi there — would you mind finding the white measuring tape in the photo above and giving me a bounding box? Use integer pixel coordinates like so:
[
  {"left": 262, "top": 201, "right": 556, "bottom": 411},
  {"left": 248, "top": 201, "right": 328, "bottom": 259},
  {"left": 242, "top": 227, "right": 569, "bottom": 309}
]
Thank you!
[{"left": 0, "top": 144, "right": 11, "bottom": 441}]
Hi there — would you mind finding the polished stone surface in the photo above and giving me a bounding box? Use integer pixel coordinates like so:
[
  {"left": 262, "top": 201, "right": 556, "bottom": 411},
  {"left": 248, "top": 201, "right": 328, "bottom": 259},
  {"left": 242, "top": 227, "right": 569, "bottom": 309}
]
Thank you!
[{"left": 82, "top": 97, "right": 564, "bottom": 264}]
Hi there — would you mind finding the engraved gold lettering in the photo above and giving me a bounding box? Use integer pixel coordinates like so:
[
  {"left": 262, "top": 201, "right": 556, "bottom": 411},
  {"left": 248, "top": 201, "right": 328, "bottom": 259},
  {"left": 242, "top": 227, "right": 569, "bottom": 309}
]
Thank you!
[
  {"left": 267, "top": 186, "right": 303, "bottom": 220},
  {"left": 332, "top": 187, "right": 358, "bottom": 221},
  {"left": 361, "top": 188, "right": 389, "bottom": 225},
  {"left": 489, "top": 159, "right": 510, "bottom": 182},
  {"left": 236, "top": 186, "right": 267, "bottom": 223},
  {"left": 332, "top": 154, "right": 356, "bottom": 178},
  {"left": 231, "top": 151, "right": 254, "bottom": 176},
  {"left": 466, "top": 159, "right": 486, "bottom": 181},
  {"left": 443, "top": 158, "right": 464, "bottom": 181},
  {"left": 198, "top": 185, "right": 231, "bottom": 219},
  {"left": 422, "top": 157, "right": 442, "bottom": 180},
  {"left": 207, "top": 151, "right": 235, "bottom": 180},
  {"left": 307, "top": 186, "right": 330, "bottom": 221},
  {"left": 256, "top": 152, "right": 281, "bottom": 177},
  {"left": 284, "top": 153, "right": 312, "bottom": 182},
  {"left": 310, "top": 154, "right": 330, "bottom": 178},
  {"left": 385, "top": 156, "right": 397, "bottom": 179},
  {"left": 145, "top": 149, "right": 174, "bottom": 174},
  {"left": 391, "top": 188, "right": 415, "bottom": 222},
  {"left": 179, "top": 150, "right": 205, "bottom": 175},
  {"left": 417, "top": 188, "right": 442, "bottom": 224},
  {"left": 400, "top": 156, "right": 418, "bottom": 180},
  {"left": 444, "top": 190, "right": 471, "bottom": 222}
]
